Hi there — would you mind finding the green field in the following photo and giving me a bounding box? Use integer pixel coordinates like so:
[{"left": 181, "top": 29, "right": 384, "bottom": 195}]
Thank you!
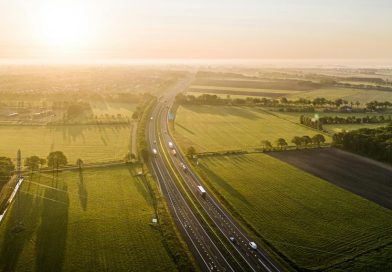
[
  {"left": 0, "top": 124, "right": 131, "bottom": 163},
  {"left": 287, "top": 87, "right": 392, "bottom": 104},
  {"left": 323, "top": 123, "right": 388, "bottom": 133},
  {"left": 90, "top": 101, "right": 137, "bottom": 118},
  {"left": 173, "top": 105, "right": 330, "bottom": 152},
  {"left": 269, "top": 111, "right": 390, "bottom": 133},
  {"left": 189, "top": 85, "right": 301, "bottom": 94},
  {"left": 0, "top": 166, "right": 177, "bottom": 272},
  {"left": 196, "top": 154, "right": 392, "bottom": 270}
]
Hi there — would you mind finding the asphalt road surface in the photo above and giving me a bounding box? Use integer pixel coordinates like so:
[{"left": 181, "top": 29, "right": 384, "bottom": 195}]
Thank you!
[{"left": 147, "top": 74, "right": 283, "bottom": 272}]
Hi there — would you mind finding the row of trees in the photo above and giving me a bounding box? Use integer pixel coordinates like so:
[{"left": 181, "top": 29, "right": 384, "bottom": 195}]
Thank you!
[
  {"left": 319, "top": 115, "right": 391, "bottom": 125},
  {"left": 261, "top": 134, "right": 326, "bottom": 151},
  {"left": 176, "top": 93, "right": 392, "bottom": 112},
  {"left": 333, "top": 124, "right": 392, "bottom": 163},
  {"left": 0, "top": 151, "right": 72, "bottom": 190},
  {"left": 176, "top": 93, "right": 358, "bottom": 108},
  {"left": 24, "top": 151, "right": 69, "bottom": 175},
  {"left": 365, "top": 101, "right": 392, "bottom": 111},
  {"left": 300, "top": 115, "right": 323, "bottom": 130}
]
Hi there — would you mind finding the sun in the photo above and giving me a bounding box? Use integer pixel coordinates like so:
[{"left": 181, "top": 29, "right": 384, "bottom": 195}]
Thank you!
[{"left": 35, "top": 4, "right": 91, "bottom": 49}]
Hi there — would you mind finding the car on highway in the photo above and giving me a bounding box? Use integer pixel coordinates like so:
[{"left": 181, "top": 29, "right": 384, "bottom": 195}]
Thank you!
[
  {"left": 168, "top": 141, "right": 174, "bottom": 149},
  {"left": 150, "top": 116, "right": 153, "bottom": 120},
  {"left": 152, "top": 148, "right": 158, "bottom": 155},
  {"left": 229, "top": 237, "right": 236, "bottom": 244},
  {"left": 180, "top": 162, "right": 187, "bottom": 171},
  {"left": 249, "top": 241, "right": 257, "bottom": 250}
]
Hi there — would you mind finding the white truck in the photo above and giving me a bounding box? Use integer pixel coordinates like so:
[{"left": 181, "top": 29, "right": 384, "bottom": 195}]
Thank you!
[{"left": 197, "top": 186, "right": 206, "bottom": 199}]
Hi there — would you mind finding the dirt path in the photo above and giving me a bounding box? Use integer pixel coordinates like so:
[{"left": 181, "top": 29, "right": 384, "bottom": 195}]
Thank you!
[{"left": 269, "top": 148, "right": 392, "bottom": 209}]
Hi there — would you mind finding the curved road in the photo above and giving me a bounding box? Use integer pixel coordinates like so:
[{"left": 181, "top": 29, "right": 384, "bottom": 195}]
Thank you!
[{"left": 147, "top": 75, "right": 283, "bottom": 272}]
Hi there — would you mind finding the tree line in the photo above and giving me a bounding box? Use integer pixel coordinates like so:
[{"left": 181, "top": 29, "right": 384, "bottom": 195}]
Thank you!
[
  {"left": 332, "top": 124, "right": 392, "bottom": 164},
  {"left": 176, "top": 93, "right": 391, "bottom": 113},
  {"left": 319, "top": 115, "right": 391, "bottom": 124},
  {"left": 261, "top": 134, "right": 326, "bottom": 151},
  {"left": 300, "top": 116, "right": 323, "bottom": 130}
]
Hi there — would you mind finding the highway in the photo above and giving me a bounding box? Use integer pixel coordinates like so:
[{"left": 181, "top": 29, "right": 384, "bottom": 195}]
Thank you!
[
  {"left": 147, "top": 91, "right": 235, "bottom": 270},
  {"left": 147, "top": 76, "right": 283, "bottom": 272}
]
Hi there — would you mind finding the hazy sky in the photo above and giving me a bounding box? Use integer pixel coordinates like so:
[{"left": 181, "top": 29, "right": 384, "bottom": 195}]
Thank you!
[{"left": 1, "top": 0, "right": 392, "bottom": 60}]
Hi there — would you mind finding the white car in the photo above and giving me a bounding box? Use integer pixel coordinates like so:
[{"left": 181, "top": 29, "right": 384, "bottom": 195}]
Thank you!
[
  {"left": 150, "top": 117, "right": 153, "bottom": 120},
  {"left": 168, "top": 141, "right": 174, "bottom": 149},
  {"left": 249, "top": 242, "right": 257, "bottom": 250}
]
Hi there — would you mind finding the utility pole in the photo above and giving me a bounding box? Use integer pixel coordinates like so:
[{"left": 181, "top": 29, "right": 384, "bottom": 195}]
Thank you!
[
  {"left": 16, "top": 149, "right": 21, "bottom": 178},
  {"left": 15, "top": 149, "right": 24, "bottom": 231}
]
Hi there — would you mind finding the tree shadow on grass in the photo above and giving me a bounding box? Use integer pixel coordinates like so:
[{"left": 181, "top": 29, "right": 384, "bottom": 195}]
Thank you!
[
  {"left": 175, "top": 123, "right": 195, "bottom": 135},
  {"left": 35, "top": 185, "right": 69, "bottom": 272},
  {"left": 183, "top": 105, "right": 259, "bottom": 120},
  {"left": 200, "top": 164, "right": 251, "bottom": 206},
  {"left": 127, "top": 168, "right": 152, "bottom": 207},
  {"left": 0, "top": 193, "right": 42, "bottom": 271},
  {"left": 78, "top": 170, "right": 88, "bottom": 211}
]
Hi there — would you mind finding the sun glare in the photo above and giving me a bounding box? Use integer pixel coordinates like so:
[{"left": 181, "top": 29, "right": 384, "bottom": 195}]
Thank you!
[{"left": 35, "top": 4, "right": 92, "bottom": 49}]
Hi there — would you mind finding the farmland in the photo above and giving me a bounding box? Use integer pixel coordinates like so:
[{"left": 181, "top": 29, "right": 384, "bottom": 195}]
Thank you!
[
  {"left": 0, "top": 124, "right": 131, "bottom": 163},
  {"left": 90, "top": 101, "right": 137, "bottom": 118},
  {"left": 191, "top": 70, "right": 392, "bottom": 104},
  {"left": 173, "top": 105, "right": 330, "bottom": 152},
  {"left": 286, "top": 87, "right": 392, "bottom": 104},
  {"left": 323, "top": 123, "right": 386, "bottom": 133},
  {"left": 0, "top": 166, "right": 177, "bottom": 272},
  {"left": 269, "top": 148, "right": 392, "bottom": 209},
  {"left": 196, "top": 153, "right": 392, "bottom": 270},
  {"left": 187, "top": 85, "right": 302, "bottom": 98}
]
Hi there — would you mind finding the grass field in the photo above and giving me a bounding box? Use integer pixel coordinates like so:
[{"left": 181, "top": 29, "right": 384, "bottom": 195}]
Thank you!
[
  {"left": 287, "top": 87, "right": 392, "bottom": 104},
  {"left": 0, "top": 166, "right": 177, "bottom": 272},
  {"left": 196, "top": 153, "right": 392, "bottom": 270},
  {"left": 269, "top": 111, "right": 390, "bottom": 133},
  {"left": 90, "top": 101, "right": 137, "bottom": 118},
  {"left": 187, "top": 85, "right": 301, "bottom": 98},
  {"left": 323, "top": 123, "right": 387, "bottom": 133},
  {"left": 173, "top": 105, "right": 330, "bottom": 152},
  {"left": 0, "top": 124, "right": 131, "bottom": 163}
]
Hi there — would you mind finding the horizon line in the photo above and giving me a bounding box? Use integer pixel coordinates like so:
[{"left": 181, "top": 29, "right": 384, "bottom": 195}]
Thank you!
[{"left": 1, "top": 58, "right": 392, "bottom": 68}]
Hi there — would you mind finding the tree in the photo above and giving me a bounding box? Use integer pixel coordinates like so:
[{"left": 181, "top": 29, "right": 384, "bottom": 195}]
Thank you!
[
  {"left": 124, "top": 152, "right": 131, "bottom": 163},
  {"left": 0, "top": 157, "right": 15, "bottom": 187},
  {"left": 261, "top": 140, "right": 272, "bottom": 151},
  {"left": 24, "top": 155, "right": 41, "bottom": 175},
  {"left": 141, "top": 148, "right": 149, "bottom": 163},
  {"left": 312, "top": 134, "right": 326, "bottom": 147},
  {"left": 275, "top": 138, "right": 288, "bottom": 150},
  {"left": 291, "top": 136, "right": 302, "bottom": 149},
  {"left": 130, "top": 153, "right": 136, "bottom": 161},
  {"left": 301, "top": 136, "right": 312, "bottom": 146},
  {"left": 24, "top": 155, "right": 40, "bottom": 171},
  {"left": 39, "top": 158, "right": 46, "bottom": 168},
  {"left": 280, "top": 97, "right": 288, "bottom": 104},
  {"left": 76, "top": 158, "right": 83, "bottom": 170},
  {"left": 187, "top": 146, "right": 196, "bottom": 157},
  {"left": 47, "top": 151, "right": 68, "bottom": 175}
]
